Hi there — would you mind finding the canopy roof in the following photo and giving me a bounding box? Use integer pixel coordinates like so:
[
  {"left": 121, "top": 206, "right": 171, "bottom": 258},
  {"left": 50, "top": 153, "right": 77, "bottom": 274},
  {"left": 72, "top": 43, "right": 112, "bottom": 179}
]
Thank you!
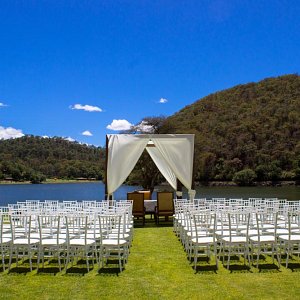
[{"left": 105, "top": 134, "right": 195, "bottom": 197}]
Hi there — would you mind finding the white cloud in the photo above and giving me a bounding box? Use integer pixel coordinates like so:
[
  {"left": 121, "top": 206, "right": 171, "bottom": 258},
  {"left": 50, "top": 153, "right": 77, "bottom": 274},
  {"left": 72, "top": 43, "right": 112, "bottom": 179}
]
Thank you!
[
  {"left": 0, "top": 102, "right": 7, "bottom": 107},
  {"left": 64, "top": 137, "right": 75, "bottom": 142},
  {"left": 106, "top": 119, "right": 133, "bottom": 131},
  {"left": 82, "top": 130, "right": 93, "bottom": 136},
  {"left": 70, "top": 104, "right": 103, "bottom": 112},
  {"left": 136, "top": 121, "right": 155, "bottom": 133},
  {"left": 0, "top": 126, "right": 24, "bottom": 140},
  {"left": 159, "top": 98, "right": 168, "bottom": 104}
]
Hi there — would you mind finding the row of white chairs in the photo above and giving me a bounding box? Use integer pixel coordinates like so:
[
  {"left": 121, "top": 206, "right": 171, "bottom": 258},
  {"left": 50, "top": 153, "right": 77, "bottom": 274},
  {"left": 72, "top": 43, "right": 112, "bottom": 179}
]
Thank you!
[
  {"left": 0, "top": 200, "right": 134, "bottom": 273},
  {"left": 174, "top": 198, "right": 300, "bottom": 270}
]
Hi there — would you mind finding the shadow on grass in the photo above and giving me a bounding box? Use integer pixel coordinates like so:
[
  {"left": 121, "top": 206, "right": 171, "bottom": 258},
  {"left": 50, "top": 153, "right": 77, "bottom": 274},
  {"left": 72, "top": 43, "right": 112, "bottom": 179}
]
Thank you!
[
  {"left": 250, "top": 254, "right": 281, "bottom": 272},
  {"left": 134, "top": 220, "right": 174, "bottom": 228},
  {"left": 279, "top": 254, "right": 300, "bottom": 271},
  {"left": 257, "top": 263, "right": 280, "bottom": 273},
  {"left": 97, "top": 267, "right": 121, "bottom": 276},
  {"left": 0, "top": 258, "right": 10, "bottom": 272},
  {"left": 65, "top": 266, "right": 90, "bottom": 276},
  {"left": 195, "top": 264, "right": 218, "bottom": 274},
  {"left": 63, "top": 258, "right": 96, "bottom": 275},
  {"left": 37, "top": 267, "right": 61, "bottom": 275},
  {"left": 286, "top": 262, "right": 300, "bottom": 272},
  {"left": 227, "top": 264, "right": 252, "bottom": 273},
  {"left": 133, "top": 214, "right": 174, "bottom": 228},
  {"left": 97, "top": 258, "right": 126, "bottom": 276},
  {"left": 219, "top": 255, "right": 252, "bottom": 273},
  {"left": 8, "top": 266, "right": 34, "bottom": 275}
]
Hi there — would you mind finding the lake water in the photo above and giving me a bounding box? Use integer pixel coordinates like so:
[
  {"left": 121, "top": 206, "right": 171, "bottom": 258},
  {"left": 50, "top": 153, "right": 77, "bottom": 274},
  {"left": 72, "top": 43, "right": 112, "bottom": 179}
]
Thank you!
[{"left": 0, "top": 182, "right": 299, "bottom": 206}]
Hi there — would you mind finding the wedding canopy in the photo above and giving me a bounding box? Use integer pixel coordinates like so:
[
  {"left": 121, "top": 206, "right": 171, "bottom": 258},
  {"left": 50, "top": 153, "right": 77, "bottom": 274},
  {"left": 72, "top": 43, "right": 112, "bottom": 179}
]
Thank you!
[{"left": 105, "top": 134, "right": 195, "bottom": 199}]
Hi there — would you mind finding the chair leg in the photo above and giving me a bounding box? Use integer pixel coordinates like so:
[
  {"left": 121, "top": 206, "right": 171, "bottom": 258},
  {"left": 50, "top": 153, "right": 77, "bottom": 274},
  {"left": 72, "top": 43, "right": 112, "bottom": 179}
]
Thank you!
[
  {"left": 37, "top": 247, "right": 41, "bottom": 272},
  {"left": 286, "top": 245, "right": 290, "bottom": 268},
  {"left": 86, "top": 249, "right": 90, "bottom": 272},
  {"left": 227, "top": 246, "right": 231, "bottom": 269},
  {"left": 58, "top": 250, "right": 62, "bottom": 272}
]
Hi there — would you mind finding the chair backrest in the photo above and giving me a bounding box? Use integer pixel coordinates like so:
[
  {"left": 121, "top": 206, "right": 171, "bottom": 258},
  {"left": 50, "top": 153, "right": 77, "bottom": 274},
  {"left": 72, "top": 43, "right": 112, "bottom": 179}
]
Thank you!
[
  {"left": 38, "top": 214, "right": 62, "bottom": 243},
  {"left": 157, "top": 192, "right": 174, "bottom": 212},
  {"left": 10, "top": 214, "right": 33, "bottom": 242},
  {"left": 99, "top": 213, "right": 122, "bottom": 243},
  {"left": 193, "top": 211, "right": 216, "bottom": 239},
  {"left": 127, "top": 192, "right": 144, "bottom": 214},
  {"left": 137, "top": 190, "right": 151, "bottom": 200},
  {"left": 65, "top": 214, "right": 88, "bottom": 243}
]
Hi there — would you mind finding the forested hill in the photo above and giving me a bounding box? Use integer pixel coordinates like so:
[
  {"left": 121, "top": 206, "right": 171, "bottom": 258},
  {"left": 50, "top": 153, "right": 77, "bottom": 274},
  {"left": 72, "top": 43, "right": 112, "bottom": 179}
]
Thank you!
[
  {"left": 162, "top": 74, "right": 300, "bottom": 184},
  {"left": 0, "top": 136, "right": 105, "bottom": 183}
]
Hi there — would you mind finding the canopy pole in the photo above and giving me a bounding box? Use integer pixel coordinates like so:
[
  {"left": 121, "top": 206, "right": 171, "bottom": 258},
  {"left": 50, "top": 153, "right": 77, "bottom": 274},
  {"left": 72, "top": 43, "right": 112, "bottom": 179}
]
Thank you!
[
  {"left": 176, "top": 178, "right": 183, "bottom": 199},
  {"left": 189, "top": 140, "right": 196, "bottom": 202},
  {"left": 105, "top": 135, "right": 109, "bottom": 200}
]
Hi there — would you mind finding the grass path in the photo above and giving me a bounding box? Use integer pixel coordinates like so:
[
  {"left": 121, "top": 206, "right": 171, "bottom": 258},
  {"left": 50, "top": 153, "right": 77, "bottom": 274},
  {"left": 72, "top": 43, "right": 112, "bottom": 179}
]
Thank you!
[{"left": 0, "top": 224, "right": 300, "bottom": 299}]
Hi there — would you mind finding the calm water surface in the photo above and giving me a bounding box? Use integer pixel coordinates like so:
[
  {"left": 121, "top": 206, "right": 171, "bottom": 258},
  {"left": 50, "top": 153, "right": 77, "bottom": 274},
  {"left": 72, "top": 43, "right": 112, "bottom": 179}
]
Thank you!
[{"left": 0, "top": 182, "right": 299, "bottom": 206}]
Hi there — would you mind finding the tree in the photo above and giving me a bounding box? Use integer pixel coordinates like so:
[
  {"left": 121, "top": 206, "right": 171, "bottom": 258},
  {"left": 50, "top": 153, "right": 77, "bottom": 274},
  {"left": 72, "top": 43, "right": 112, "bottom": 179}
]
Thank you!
[
  {"left": 124, "top": 116, "right": 169, "bottom": 194},
  {"left": 127, "top": 151, "right": 163, "bottom": 195},
  {"left": 233, "top": 169, "right": 257, "bottom": 186}
]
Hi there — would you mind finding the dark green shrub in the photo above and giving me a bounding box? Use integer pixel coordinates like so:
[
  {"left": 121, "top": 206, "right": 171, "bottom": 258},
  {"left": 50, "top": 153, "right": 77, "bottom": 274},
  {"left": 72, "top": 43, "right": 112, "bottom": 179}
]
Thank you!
[{"left": 233, "top": 169, "right": 257, "bottom": 186}]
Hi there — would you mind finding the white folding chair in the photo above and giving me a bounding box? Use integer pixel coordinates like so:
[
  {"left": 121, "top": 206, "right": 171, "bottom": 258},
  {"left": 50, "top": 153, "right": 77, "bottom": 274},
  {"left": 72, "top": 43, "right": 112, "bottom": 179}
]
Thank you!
[
  {"left": 278, "top": 211, "right": 300, "bottom": 268},
  {"left": 37, "top": 214, "right": 66, "bottom": 271},
  {"left": 65, "top": 214, "right": 97, "bottom": 272},
  {"left": 98, "top": 214, "right": 129, "bottom": 272},
  {"left": 191, "top": 211, "right": 218, "bottom": 270},
  {"left": 9, "top": 214, "right": 39, "bottom": 271},
  {"left": 249, "top": 212, "right": 280, "bottom": 267},
  {"left": 220, "top": 211, "right": 251, "bottom": 269}
]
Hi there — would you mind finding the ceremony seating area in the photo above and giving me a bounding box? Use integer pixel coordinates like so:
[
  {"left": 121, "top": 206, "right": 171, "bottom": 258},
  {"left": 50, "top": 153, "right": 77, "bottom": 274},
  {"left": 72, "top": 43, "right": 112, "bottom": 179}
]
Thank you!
[
  {"left": 174, "top": 198, "right": 300, "bottom": 270},
  {"left": 1, "top": 197, "right": 300, "bottom": 276},
  {"left": 0, "top": 200, "right": 134, "bottom": 272}
]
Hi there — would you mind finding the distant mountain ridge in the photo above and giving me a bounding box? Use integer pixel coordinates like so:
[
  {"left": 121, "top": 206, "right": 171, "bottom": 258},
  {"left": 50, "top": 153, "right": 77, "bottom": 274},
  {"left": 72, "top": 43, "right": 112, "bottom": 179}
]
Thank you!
[
  {"left": 0, "top": 136, "right": 105, "bottom": 183},
  {"left": 162, "top": 74, "right": 300, "bottom": 184}
]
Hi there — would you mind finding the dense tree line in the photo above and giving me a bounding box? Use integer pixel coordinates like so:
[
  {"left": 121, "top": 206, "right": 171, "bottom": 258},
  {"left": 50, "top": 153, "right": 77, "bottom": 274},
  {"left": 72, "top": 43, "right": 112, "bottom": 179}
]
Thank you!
[
  {"left": 158, "top": 74, "right": 300, "bottom": 185},
  {"left": 0, "top": 136, "right": 105, "bottom": 183}
]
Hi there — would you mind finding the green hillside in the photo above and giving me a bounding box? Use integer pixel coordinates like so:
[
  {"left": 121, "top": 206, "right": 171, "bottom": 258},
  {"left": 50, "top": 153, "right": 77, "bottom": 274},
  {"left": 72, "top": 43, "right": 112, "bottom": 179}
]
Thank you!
[
  {"left": 161, "top": 74, "right": 300, "bottom": 184},
  {"left": 0, "top": 136, "right": 105, "bottom": 183}
]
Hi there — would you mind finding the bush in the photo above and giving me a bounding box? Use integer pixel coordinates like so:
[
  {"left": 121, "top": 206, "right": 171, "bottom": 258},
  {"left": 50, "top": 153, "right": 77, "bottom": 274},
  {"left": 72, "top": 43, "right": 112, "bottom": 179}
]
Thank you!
[
  {"left": 233, "top": 169, "right": 257, "bottom": 186},
  {"left": 255, "top": 162, "right": 282, "bottom": 181},
  {"left": 281, "top": 171, "right": 296, "bottom": 180},
  {"left": 30, "top": 172, "right": 46, "bottom": 184}
]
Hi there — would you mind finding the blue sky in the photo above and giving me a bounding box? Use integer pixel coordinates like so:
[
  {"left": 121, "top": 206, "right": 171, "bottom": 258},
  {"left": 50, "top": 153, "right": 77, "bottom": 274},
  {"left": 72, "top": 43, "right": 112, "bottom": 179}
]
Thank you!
[{"left": 0, "top": 0, "right": 299, "bottom": 146}]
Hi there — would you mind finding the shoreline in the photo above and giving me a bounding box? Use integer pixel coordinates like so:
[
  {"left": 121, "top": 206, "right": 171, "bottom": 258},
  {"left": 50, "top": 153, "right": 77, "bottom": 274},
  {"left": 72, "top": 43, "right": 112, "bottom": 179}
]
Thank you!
[
  {"left": 0, "top": 179, "right": 298, "bottom": 187},
  {"left": 0, "top": 179, "right": 102, "bottom": 185},
  {"left": 197, "top": 180, "right": 299, "bottom": 187}
]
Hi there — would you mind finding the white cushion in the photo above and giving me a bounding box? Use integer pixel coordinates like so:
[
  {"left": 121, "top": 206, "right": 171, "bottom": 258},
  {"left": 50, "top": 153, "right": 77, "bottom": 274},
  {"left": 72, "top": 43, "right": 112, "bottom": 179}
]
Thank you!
[
  {"left": 41, "top": 238, "right": 66, "bottom": 246},
  {"left": 192, "top": 236, "right": 214, "bottom": 244},
  {"left": 13, "top": 238, "right": 39, "bottom": 245},
  {"left": 69, "top": 238, "right": 96, "bottom": 246},
  {"left": 222, "top": 236, "right": 247, "bottom": 243},
  {"left": 250, "top": 235, "right": 275, "bottom": 242},
  {"left": 101, "top": 239, "right": 127, "bottom": 246},
  {"left": 278, "top": 234, "right": 300, "bottom": 242}
]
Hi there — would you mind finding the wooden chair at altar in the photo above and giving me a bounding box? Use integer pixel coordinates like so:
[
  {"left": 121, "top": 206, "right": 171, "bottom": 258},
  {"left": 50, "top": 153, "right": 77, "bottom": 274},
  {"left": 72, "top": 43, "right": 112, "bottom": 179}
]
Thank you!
[
  {"left": 155, "top": 191, "right": 174, "bottom": 224},
  {"left": 127, "top": 192, "right": 145, "bottom": 225}
]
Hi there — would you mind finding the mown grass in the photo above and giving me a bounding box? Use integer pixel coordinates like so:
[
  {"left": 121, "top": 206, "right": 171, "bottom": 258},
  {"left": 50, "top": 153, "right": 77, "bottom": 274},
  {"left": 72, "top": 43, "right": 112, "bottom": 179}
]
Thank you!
[{"left": 1, "top": 219, "right": 300, "bottom": 300}]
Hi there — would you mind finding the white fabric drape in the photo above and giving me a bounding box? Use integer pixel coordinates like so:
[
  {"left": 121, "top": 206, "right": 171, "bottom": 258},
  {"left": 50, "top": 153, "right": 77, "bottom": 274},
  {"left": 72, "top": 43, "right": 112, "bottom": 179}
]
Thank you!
[
  {"left": 151, "top": 135, "right": 194, "bottom": 190},
  {"left": 107, "top": 135, "right": 149, "bottom": 195},
  {"left": 106, "top": 134, "right": 194, "bottom": 197},
  {"left": 146, "top": 147, "right": 177, "bottom": 190}
]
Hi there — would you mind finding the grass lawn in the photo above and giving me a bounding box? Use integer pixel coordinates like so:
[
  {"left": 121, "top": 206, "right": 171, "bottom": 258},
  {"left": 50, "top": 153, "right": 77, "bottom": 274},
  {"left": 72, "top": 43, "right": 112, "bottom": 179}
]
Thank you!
[{"left": 1, "top": 219, "right": 300, "bottom": 300}]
